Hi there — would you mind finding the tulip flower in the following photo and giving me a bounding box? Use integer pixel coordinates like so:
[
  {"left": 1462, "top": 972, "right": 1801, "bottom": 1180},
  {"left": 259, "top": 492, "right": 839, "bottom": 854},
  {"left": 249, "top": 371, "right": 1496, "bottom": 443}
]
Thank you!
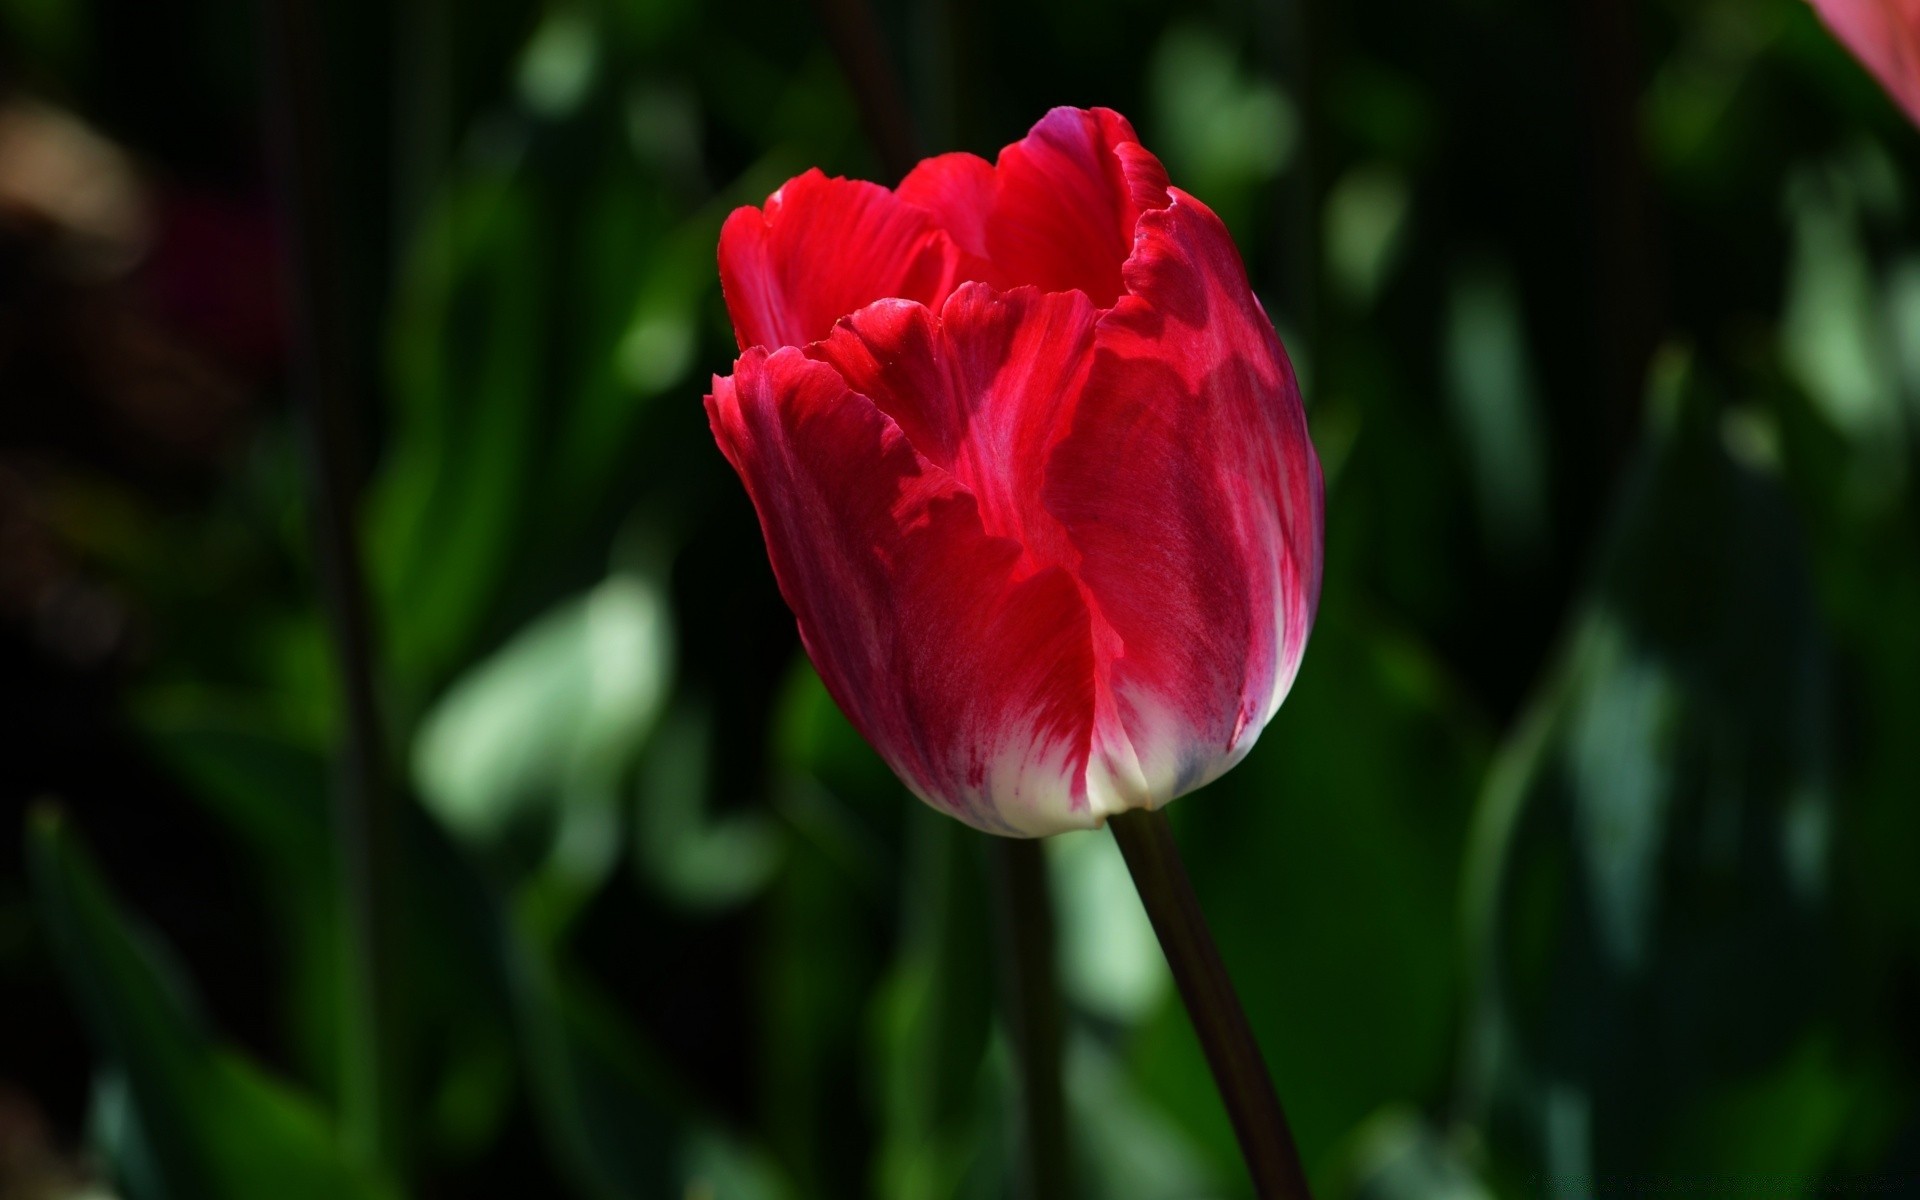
[
  {"left": 706, "top": 106, "right": 1324, "bottom": 839},
  {"left": 1810, "top": 0, "right": 1920, "bottom": 126}
]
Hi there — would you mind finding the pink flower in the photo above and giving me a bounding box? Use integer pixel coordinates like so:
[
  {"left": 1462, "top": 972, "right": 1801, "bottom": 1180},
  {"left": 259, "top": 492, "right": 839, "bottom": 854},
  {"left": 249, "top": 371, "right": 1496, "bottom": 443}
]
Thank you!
[
  {"left": 1811, "top": 0, "right": 1920, "bottom": 126},
  {"left": 706, "top": 107, "right": 1323, "bottom": 836}
]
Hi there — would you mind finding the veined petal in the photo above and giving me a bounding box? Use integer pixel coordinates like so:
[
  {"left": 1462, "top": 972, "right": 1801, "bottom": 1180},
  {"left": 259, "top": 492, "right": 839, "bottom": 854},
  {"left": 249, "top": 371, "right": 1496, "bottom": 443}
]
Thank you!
[
  {"left": 1045, "top": 189, "right": 1324, "bottom": 811},
  {"left": 707, "top": 346, "right": 1101, "bottom": 835},
  {"left": 890, "top": 152, "right": 999, "bottom": 284},
  {"left": 898, "top": 107, "right": 1171, "bottom": 307},
  {"left": 718, "top": 169, "right": 960, "bottom": 351},
  {"left": 808, "top": 283, "right": 1096, "bottom": 571}
]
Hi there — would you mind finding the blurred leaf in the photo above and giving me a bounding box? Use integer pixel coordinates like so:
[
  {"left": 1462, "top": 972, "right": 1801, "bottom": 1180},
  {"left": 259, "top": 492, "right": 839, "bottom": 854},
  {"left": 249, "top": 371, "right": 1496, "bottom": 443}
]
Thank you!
[
  {"left": 90, "top": 1068, "right": 166, "bottom": 1200},
  {"left": 371, "top": 171, "right": 545, "bottom": 691},
  {"left": 1782, "top": 157, "right": 1908, "bottom": 508},
  {"left": 633, "top": 701, "right": 782, "bottom": 910},
  {"left": 769, "top": 659, "right": 897, "bottom": 893},
  {"left": 1442, "top": 256, "right": 1549, "bottom": 561},
  {"left": 131, "top": 699, "right": 342, "bottom": 1102},
  {"left": 373, "top": 69, "right": 723, "bottom": 700},
  {"left": 550, "top": 200, "right": 716, "bottom": 526},
  {"left": 413, "top": 569, "right": 672, "bottom": 901},
  {"left": 754, "top": 659, "right": 899, "bottom": 1194},
  {"left": 1320, "top": 1108, "right": 1491, "bottom": 1200},
  {"left": 1069, "top": 1034, "right": 1224, "bottom": 1200},
  {"left": 516, "top": 7, "right": 600, "bottom": 119},
  {"left": 1325, "top": 163, "right": 1412, "bottom": 308},
  {"left": 133, "top": 702, "right": 331, "bottom": 876},
  {"left": 1643, "top": 0, "right": 1780, "bottom": 188},
  {"left": 1047, "top": 829, "right": 1166, "bottom": 1026},
  {"left": 869, "top": 812, "right": 996, "bottom": 1200},
  {"left": 26, "top": 808, "right": 399, "bottom": 1200},
  {"left": 1149, "top": 24, "right": 1297, "bottom": 179},
  {"left": 1459, "top": 354, "right": 1836, "bottom": 1179},
  {"left": 394, "top": 801, "right": 526, "bottom": 1167},
  {"left": 755, "top": 826, "right": 880, "bottom": 1197},
  {"left": 678, "top": 1130, "right": 795, "bottom": 1200},
  {"left": 1657, "top": 1030, "right": 1897, "bottom": 1179},
  {"left": 134, "top": 696, "right": 528, "bottom": 1168},
  {"left": 505, "top": 896, "right": 792, "bottom": 1200}
]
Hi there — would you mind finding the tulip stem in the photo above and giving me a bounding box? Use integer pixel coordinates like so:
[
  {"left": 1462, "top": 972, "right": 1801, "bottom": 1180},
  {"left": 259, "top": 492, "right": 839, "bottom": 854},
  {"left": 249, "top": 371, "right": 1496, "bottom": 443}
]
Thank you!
[
  {"left": 988, "top": 839, "right": 1072, "bottom": 1200},
  {"left": 263, "top": 0, "right": 406, "bottom": 1175},
  {"left": 1108, "top": 808, "right": 1312, "bottom": 1200}
]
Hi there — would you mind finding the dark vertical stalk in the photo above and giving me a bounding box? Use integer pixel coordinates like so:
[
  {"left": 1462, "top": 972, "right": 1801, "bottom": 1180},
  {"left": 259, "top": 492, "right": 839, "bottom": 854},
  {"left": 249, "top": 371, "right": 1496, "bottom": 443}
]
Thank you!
[
  {"left": 810, "top": 0, "right": 921, "bottom": 177},
  {"left": 988, "top": 840, "right": 1072, "bottom": 1200},
  {"left": 1575, "top": 0, "right": 1660, "bottom": 476},
  {"left": 1109, "top": 808, "right": 1312, "bottom": 1200},
  {"left": 261, "top": 0, "right": 405, "bottom": 1175}
]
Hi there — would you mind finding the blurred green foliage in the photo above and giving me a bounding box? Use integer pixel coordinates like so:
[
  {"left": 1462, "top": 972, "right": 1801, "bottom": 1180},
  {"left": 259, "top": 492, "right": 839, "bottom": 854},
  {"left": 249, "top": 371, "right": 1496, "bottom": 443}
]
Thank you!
[{"left": 2, "top": 0, "right": 1918, "bottom": 1196}]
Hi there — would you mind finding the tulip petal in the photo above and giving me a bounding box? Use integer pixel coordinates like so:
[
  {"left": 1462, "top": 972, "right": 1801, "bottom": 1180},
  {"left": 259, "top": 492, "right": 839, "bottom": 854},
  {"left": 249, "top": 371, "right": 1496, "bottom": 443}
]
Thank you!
[
  {"left": 808, "top": 283, "right": 1096, "bottom": 572},
  {"left": 1811, "top": 0, "right": 1920, "bottom": 127},
  {"left": 1046, "top": 189, "right": 1324, "bottom": 810},
  {"left": 899, "top": 107, "right": 1171, "bottom": 306},
  {"left": 718, "top": 169, "right": 960, "bottom": 351},
  {"left": 890, "top": 152, "right": 999, "bottom": 283},
  {"left": 708, "top": 347, "right": 1101, "bottom": 835}
]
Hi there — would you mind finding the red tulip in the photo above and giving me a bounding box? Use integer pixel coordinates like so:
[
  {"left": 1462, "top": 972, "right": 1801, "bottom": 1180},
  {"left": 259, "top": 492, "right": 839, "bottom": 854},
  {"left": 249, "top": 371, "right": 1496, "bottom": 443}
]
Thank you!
[
  {"left": 707, "top": 107, "right": 1323, "bottom": 836},
  {"left": 1811, "top": 0, "right": 1920, "bottom": 126}
]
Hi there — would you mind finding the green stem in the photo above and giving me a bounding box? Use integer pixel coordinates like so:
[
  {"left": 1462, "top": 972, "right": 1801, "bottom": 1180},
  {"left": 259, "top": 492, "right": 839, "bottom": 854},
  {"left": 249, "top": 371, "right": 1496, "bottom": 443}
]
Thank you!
[
  {"left": 988, "top": 839, "right": 1072, "bottom": 1200},
  {"left": 262, "top": 0, "right": 405, "bottom": 1174},
  {"left": 1108, "top": 808, "right": 1312, "bottom": 1200}
]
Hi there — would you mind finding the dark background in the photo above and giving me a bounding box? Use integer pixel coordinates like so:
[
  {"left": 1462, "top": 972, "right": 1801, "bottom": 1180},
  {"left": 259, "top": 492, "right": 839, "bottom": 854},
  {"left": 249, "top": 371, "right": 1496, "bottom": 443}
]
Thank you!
[{"left": 2, "top": 0, "right": 1917, "bottom": 1195}]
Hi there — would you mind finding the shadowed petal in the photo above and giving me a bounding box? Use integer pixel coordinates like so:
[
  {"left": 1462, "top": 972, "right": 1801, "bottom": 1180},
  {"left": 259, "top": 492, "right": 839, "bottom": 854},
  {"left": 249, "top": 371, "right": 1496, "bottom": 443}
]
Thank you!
[
  {"left": 718, "top": 169, "right": 961, "bottom": 351},
  {"left": 809, "top": 283, "right": 1097, "bottom": 571},
  {"left": 890, "top": 152, "right": 998, "bottom": 283},
  {"left": 1045, "top": 189, "right": 1324, "bottom": 811},
  {"left": 707, "top": 346, "right": 1101, "bottom": 835}
]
